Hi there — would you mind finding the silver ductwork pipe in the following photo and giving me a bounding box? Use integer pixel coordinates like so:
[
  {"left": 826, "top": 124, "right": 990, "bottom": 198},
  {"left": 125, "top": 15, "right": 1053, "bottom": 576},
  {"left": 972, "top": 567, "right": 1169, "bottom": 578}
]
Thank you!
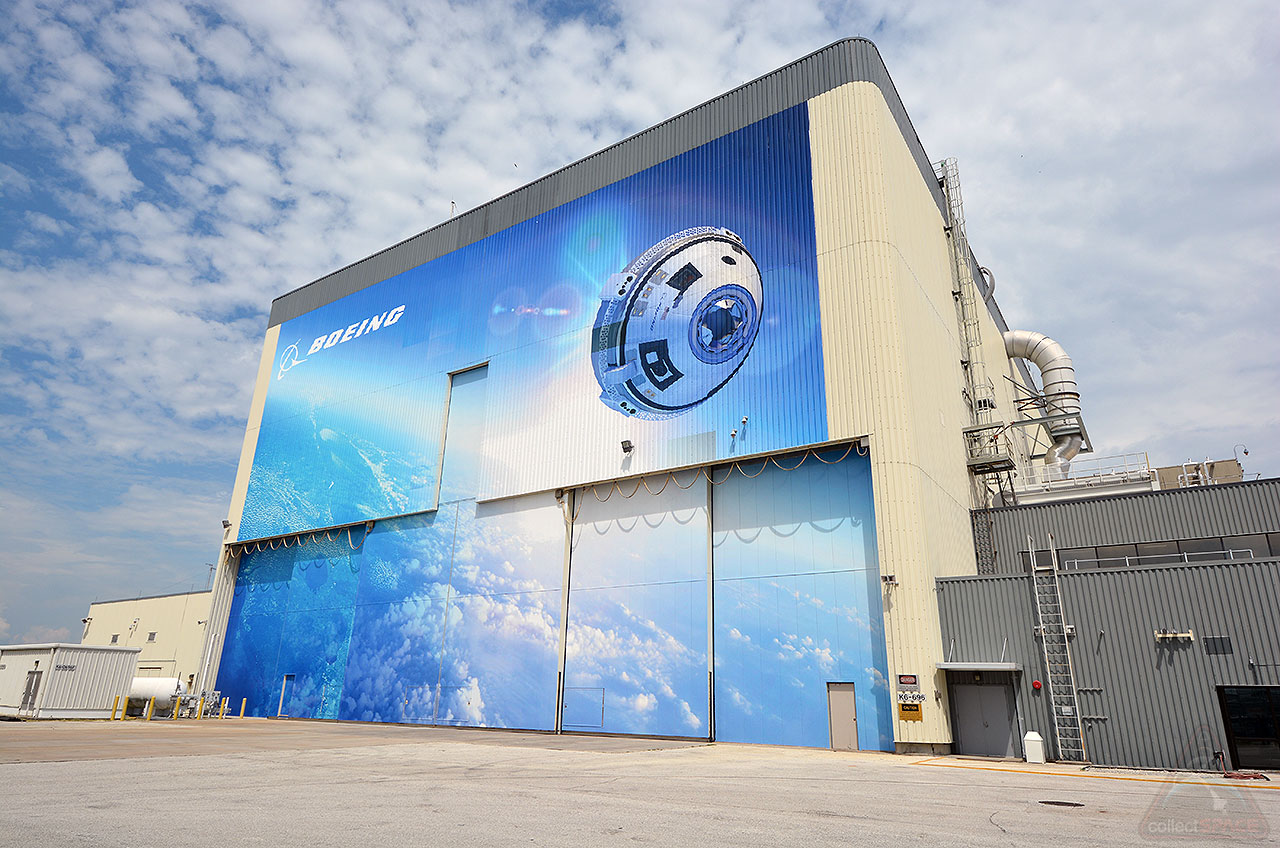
[
  {"left": 1003, "top": 330, "right": 1083, "bottom": 470},
  {"left": 980, "top": 266, "right": 995, "bottom": 303}
]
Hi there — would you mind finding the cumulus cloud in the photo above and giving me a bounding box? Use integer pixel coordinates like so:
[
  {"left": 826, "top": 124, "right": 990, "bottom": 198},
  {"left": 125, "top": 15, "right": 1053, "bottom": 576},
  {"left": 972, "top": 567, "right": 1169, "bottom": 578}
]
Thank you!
[
  {"left": 22, "top": 624, "right": 72, "bottom": 643},
  {"left": 774, "top": 632, "right": 836, "bottom": 672},
  {"left": 0, "top": 0, "right": 1276, "bottom": 645},
  {"left": 679, "top": 699, "right": 703, "bottom": 730},
  {"left": 865, "top": 666, "right": 889, "bottom": 692},
  {"left": 724, "top": 684, "right": 753, "bottom": 715}
]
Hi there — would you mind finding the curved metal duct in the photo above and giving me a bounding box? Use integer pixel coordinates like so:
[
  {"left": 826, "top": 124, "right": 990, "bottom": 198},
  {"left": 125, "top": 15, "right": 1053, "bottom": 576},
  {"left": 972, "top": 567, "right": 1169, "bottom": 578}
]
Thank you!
[
  {"left": 1003, "top": 330, "right": 1083, "bottom": 469},
  {"left": 980, "top": 266, "right": 995, "bottom": 303}
]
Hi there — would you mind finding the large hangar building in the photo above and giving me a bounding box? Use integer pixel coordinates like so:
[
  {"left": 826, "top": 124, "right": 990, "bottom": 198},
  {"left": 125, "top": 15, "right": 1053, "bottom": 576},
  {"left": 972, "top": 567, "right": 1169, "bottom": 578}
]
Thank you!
[{"left": 200, "top": 40, "right": 1277, "bottom": 762}]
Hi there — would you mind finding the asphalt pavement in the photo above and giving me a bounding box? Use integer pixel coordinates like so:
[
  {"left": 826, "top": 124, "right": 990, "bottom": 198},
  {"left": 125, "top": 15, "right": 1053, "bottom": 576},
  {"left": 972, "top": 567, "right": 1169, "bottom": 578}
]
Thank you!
[{"left": 0, "top": 718, "right": 1274, "bottom": 846}]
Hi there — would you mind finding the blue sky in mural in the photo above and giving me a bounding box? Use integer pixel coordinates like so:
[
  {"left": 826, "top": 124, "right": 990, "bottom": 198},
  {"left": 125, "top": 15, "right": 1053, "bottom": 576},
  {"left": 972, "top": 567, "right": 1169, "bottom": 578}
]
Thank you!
[
  {"left": 218, "top": 492, "right": 566, "bottom": 726},
  {"left": 237, "top": 105, "right": 823, "bottom": 541},
  {"left": 219, "top": 448, "right": 886, "bottom": 744}
]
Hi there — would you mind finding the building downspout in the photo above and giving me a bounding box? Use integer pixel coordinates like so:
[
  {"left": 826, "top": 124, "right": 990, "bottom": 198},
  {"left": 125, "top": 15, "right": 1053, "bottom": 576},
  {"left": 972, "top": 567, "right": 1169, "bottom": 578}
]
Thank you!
[{"left": 1003, "top": 330, "right": 1083, "bottom": 472}]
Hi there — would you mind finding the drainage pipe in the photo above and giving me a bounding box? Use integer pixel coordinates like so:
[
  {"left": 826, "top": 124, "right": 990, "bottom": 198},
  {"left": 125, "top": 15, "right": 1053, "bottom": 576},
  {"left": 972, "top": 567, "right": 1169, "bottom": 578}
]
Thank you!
[{"left": 1003, "top": 330, "right": 1083, "bottom": 469}]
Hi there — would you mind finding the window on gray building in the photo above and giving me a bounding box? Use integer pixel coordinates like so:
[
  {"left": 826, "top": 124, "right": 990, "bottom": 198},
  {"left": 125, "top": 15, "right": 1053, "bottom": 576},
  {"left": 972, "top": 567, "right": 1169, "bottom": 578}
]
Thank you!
[
  {"left": 1095, "top": 544, "right": 1139, "bottom": 567},
  {"left": 1179, "top": 537, "right": 1226, "bottom": 562},
  {"left": 1135, "top": 540, "right": 1181, "bottom": 565},
  {"left": 1017, "top": 549, "right": 1055, "bottom": 571},
  {"left": 1058, "top": 547, "right": 1097, "bottom": 569},
  {"left": 1224, "top": 535, "right": 1270, "bottom": 559}
]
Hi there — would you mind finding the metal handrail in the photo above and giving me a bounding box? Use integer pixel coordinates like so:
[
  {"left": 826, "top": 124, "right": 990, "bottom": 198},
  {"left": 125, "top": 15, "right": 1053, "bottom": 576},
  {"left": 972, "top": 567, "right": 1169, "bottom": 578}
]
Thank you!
[
  {"left": 1060, "top": 549, "right": 1257, "bottom": 570},
  {"left": 1017, "top": 451, "right": 1151, "bottom": 487}
]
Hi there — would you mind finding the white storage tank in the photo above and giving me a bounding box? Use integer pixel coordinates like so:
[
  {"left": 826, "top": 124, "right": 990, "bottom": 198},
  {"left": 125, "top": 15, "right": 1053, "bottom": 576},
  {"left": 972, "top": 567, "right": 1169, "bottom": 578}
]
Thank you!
[
  {"left": 129, "top": 676, "right": 183, "bottom": 705},
  {"left": 0, "top": 643, "right": 139, "bottom": 719}
]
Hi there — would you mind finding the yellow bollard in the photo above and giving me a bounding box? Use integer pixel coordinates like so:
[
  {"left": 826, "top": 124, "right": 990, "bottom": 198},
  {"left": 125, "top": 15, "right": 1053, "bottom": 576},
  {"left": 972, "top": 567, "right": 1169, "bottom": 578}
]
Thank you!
[
  {"left": 219, "top": 698, "right": 227, "bottom": 719},
  {"left": 110, "top": 695, "right": 120, "bottom": 720},
  {"left": 145, "top": 697, "right": 155, "bottom": 721},
  {"left": 196, "top": 696, "right": 205, "bottom": 720},
  {"left": 239, "top": 698, "right": 247, "bottom": 718}
]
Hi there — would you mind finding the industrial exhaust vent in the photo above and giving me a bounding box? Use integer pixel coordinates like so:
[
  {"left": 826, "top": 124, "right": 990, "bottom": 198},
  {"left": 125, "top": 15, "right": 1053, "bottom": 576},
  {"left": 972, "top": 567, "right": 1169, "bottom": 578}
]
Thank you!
[{"left": 1003, "top": 330, "right": 1088, "bottom": 474}]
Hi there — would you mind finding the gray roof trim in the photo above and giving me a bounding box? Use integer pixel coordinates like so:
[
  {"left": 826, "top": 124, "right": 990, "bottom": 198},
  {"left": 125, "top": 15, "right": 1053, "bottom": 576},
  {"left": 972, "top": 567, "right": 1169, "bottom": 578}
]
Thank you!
[
  {"left": 937, "top": 572, "right": 1033, "bottom": 585},
  {"left": 267, "top": 38, "right": 954, "bottom": 327},
  {"left": 0, "top": 643, "right": 142, "bottom": 653},
  {"left": 983, "top": 476, "right": 1280, "bottom": 515},
  {"left": 91, "top": 589, "right": 213, "bottom": 606},
  {"left": 942, "top": 557, "right": 1280, "bottom": 585}
]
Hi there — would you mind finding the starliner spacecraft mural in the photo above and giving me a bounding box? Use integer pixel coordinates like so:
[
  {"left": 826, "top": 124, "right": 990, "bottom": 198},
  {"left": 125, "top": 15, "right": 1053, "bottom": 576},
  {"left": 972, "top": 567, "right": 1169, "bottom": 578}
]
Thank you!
[{"left": 591, "top": 227, "right": 763, "bottom": 419}]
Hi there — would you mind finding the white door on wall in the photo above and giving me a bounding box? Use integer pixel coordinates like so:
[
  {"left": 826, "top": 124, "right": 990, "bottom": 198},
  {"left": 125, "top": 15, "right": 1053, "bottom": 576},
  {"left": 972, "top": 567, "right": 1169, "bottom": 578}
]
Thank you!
[{"left": 827, "top": 682, "right": 858, "bottom": 751}]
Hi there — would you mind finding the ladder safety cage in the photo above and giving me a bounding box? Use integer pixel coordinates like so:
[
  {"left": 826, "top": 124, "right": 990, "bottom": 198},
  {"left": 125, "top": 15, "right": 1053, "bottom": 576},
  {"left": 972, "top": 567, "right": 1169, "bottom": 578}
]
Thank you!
[{"left": 1029, "top": 533, "right": 1087, "bottom": 762}]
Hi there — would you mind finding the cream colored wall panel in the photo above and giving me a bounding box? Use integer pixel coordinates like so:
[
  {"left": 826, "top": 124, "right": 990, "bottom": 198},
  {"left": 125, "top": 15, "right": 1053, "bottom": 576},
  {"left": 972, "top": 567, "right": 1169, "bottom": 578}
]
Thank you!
[
  {"left": 198, "top": 327, "right": 279, "bottom": 693},
  {"left": 225, "top": 326, "right": 280, "bottom": 539},
  {"left": 810, "top": 81, "right": 990, "bottom": 745}
]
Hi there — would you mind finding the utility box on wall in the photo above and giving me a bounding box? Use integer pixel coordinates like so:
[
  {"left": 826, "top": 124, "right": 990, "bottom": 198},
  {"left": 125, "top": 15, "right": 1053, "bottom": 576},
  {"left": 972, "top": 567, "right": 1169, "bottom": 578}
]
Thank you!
[{"left": 0, "top": 643, "right": 139, "bottom": 719}]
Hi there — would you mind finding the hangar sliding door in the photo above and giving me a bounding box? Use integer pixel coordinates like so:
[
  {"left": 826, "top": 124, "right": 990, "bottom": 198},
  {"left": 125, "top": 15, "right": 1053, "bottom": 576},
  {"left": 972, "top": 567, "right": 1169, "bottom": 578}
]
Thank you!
[
  {"left": 711, "top": 448, "right": 892, "bottom": 750},
  {"left": 563, "top": 472, "right": 710, "bottom": 737}
]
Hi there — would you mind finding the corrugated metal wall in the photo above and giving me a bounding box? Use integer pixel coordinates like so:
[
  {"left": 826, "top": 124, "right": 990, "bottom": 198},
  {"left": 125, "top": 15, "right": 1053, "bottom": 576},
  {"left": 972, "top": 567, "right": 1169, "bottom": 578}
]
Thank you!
[
  {"left": 976, "top": 478, "right": 1280, "bottom": 573},
  {"left": 938, "top": 559, "right": 1280, "bottom": 770},
  {"left": 267, "top": 38, "right": 960, "bottom": 327},
  {"left": 935, "top": 575, "right": 1055, "bottom": 756},
  {"left": 0, "top": 645, "right": 138, "bottom": 717},
  {"left": 39, "top": 646, "right": 138, "bottom": 714}
]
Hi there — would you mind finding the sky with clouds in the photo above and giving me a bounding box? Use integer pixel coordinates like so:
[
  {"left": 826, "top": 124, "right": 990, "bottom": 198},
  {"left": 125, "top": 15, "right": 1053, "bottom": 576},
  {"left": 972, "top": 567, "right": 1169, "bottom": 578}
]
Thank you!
[{"left": 1, "top": 0, "right": 1276, "bottom": 643}]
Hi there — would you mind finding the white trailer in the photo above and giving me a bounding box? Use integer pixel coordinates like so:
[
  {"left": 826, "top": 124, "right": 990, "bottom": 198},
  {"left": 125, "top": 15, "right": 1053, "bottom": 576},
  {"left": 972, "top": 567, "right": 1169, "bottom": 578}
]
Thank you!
[{"left": 0, "top": 643, "right": 139, "bottom": 719}]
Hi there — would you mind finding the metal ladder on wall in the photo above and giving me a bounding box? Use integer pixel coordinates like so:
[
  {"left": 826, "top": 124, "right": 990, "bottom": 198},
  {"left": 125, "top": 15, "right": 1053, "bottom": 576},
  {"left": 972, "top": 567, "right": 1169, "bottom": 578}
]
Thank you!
[
  {"left": 1030, "top": 535, "right": 1087, "bottom": 762},
  {"left": 936, "top": 158, "right": 999, "bottom": 428}
]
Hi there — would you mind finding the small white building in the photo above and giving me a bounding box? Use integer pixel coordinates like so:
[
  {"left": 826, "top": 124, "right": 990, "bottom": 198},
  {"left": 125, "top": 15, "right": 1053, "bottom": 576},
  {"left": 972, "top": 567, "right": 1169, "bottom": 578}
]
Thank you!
[
  {"left": 0, "top": 644, "right": 138, "bottom": 719},
  {"left": 81, "top": 590, "right": 211, "bottom": 692}
]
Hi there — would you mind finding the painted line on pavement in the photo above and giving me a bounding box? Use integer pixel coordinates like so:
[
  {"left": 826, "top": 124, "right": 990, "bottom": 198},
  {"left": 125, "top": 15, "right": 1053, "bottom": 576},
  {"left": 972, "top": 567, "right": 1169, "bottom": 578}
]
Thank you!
[{"left": 909, "top": 758, "right": 1278, "bottom": 790}]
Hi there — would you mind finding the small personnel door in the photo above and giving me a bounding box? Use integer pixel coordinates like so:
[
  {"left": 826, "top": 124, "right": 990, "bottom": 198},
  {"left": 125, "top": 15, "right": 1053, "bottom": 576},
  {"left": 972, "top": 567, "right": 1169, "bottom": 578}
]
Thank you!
[
  {"left": 19, "top": 671, "right": 42, "bottom": 714},
  {"left": 952, "top": 683, "right": 1016, "bottom": 757},
  {"left": 827, "top": 682, "right": 859, "bottom": 751}
]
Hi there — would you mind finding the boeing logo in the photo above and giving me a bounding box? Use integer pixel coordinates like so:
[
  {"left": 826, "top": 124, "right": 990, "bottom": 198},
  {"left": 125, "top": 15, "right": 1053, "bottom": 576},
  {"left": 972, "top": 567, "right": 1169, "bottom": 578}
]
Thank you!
[
  {"left": 277, "top": 340, "right": 307, "bottom": 379},
  {"left": 276, "top": 305, "right": 407, "bottom": 380}
]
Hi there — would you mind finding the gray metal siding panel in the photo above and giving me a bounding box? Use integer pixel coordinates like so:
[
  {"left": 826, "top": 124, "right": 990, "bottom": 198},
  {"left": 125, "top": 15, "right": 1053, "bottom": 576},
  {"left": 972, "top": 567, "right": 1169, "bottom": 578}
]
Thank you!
[
  {"left": 980, "top": 478, "right": 1280, "bottom": 572},
  {"left": 267, "top": 38, "right": 949, "bottom": 327},
  {"left": 938, "top": 559, "right": 1280, "bottom": 770},
  {"left": 935, "top": 574, "right": 1057, "bottom": 758}
]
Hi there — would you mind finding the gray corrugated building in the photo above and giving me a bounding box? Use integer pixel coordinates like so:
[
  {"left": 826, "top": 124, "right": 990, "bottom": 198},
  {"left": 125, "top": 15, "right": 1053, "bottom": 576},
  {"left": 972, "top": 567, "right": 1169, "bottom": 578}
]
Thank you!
[
  {"left": 942, "top": 478, "right": 1280, "bottom": 771},
  {"left": 973, "top": 478, "right": 1280, "bottom": 575}
]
